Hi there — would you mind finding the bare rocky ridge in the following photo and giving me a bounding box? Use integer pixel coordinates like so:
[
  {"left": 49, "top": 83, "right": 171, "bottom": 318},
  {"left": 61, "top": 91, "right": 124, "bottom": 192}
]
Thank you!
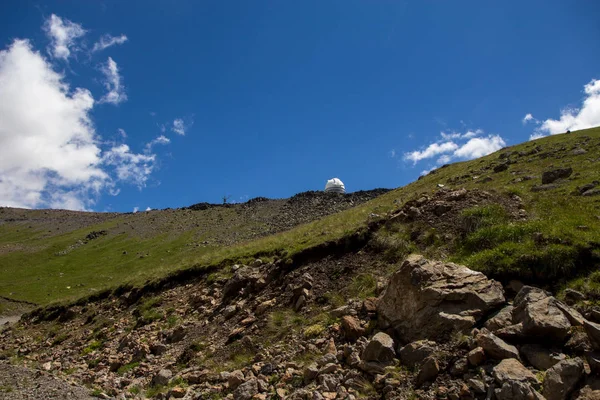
[{"left": 0, "top": 189, "right": 390, "bottom": 249}]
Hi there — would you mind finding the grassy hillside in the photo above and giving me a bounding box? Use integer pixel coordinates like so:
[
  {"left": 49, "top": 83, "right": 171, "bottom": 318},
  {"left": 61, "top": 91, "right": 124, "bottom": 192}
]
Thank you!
[{"left": 1, "top": 127, "right": 599, "bottom": 306}]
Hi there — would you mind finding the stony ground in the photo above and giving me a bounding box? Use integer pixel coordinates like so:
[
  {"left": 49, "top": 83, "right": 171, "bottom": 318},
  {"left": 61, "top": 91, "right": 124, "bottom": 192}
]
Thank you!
[
  {"left": 3, "top": 188, "right": 600, "bottom": 399},
  {"left": 0, "top": 363, "right": 92, "bottom": 399}
]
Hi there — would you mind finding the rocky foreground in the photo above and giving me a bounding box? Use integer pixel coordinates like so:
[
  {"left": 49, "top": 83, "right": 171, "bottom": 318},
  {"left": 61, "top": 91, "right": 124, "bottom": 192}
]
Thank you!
[{"left": 2, "top": 249, "right": 600, "bottom": 399}]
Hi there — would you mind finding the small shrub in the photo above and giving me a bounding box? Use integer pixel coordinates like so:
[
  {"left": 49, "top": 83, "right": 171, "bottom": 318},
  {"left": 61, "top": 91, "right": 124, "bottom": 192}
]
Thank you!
[
  {"left": 370, "top": 230, "right": 414, "bottom": 263},
  {"left": 117, "top": 361, "right": 139, "bottom": 375},
  {"left": 81, "top": 340, "right": 103, "bottom": 355},
  {"left": 303, "top": 324, "right": 325, "bottom": 338},
  {"left": 349, "top": 273, "right": 377, "bottom": 299},
  {"left": 459, "top": 205, "right": 508, "bottom": 235}
]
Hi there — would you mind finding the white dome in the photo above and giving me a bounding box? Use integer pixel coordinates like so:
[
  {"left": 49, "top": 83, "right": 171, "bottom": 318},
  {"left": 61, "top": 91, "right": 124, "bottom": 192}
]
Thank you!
[{"left": 325, "top": 178, "right": 346, "bottom": 193}]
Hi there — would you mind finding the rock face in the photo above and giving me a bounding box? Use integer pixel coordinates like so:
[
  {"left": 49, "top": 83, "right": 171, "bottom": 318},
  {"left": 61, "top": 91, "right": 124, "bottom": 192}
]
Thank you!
[
  {"left": 378, "top": 255, "right": 505, "bottom": 341},
  {"left": 542, "top": 358, "right": 584, "bottom": 400}
]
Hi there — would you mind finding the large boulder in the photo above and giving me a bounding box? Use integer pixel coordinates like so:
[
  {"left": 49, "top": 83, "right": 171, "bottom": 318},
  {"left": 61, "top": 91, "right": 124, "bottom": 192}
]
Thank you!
[
  {"left": 378, "top": 255, "right": 505, "bottom": 341},
  {"left": 542, "top": 168, "right": 573, "bottom": 184},
  {"left": 542, "top": 358, "right": 584, "bottom": 400},
  {"left": 513, "top": 286, "right": 571, "bottom": 343}
]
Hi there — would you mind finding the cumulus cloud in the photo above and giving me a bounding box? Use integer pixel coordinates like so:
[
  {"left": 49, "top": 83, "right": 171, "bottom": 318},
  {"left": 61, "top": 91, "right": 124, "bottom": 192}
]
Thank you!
[
  {"left": 0, "top": 39, "right": 159, "bottom": 210},
  {"left": 99, "top": 57, "right": 127, "bottom": 105},
  {"left": 172, "top": 118, "right": 189, "bottom": 135},
  {"left": 529, "top": 78, "right": 600, "bottom": 139},
  {"left": 404, "top": 141, "right": 458, "bottom": 164},
  {"left": 454, "top": 135, "right": 506, "bottom": 159},
  {"left": 92, "top": 34, "right": 128, "bottom": 53},
  {"left": 43, "top": 14, "right": 85, "bottom": 60},
  {"left": 403, "top": 129, "right": 506, "bottom": 169}
]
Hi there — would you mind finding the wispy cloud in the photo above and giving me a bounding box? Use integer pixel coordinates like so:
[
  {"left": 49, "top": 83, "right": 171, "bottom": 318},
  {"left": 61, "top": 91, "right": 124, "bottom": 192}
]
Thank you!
[
  {"left": 172, "top": 118, "right": 187, "bottom": 135},
  {"left": 43, "top": 14, "right": 86, "bottom": 61},
  {"left": 99, "top": 57, "right": 127, "bottom": 105},
  {"left": 145, "top": 135, "right": 171, "bottom": 152},
  {"left": 92, "top": 34, "right": 128, "bottom": 53}
]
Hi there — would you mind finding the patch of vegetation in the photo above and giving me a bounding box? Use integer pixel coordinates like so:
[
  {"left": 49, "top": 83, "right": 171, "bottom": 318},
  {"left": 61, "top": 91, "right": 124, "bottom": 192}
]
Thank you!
[
  {"left": 117, "top": 361, "right": 139, "bottom": 375},
  {"left": 266, "top": 309, "right": 307, "bottom": 339},
  {"left": 303, "top": 323, "right": 325, "bottom": 338},
  {"left": 369, "top": 227, "right": 414, "bottom": 263},
  {"left": 349, "top": 273, "right": 377, "bottom": 299},
  {"left": 128, "top": 385, "right": 141, "bottom": 395},
  {"left": 0, "top": 385, "right": 13, "bottom": 393},
  {"left": 81, "top": 340, "right": 103, "bottom": 355}
]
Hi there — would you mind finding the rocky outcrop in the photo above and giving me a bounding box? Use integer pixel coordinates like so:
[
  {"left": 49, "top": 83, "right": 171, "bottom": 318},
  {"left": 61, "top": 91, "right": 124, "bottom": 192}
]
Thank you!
[{"left": 378, "top": 255, "right": 505, "bottom": 341}]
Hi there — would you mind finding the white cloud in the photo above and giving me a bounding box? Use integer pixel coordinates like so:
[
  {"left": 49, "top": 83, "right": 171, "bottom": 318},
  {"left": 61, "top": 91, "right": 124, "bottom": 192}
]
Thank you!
[
  {"left": 118, "top": 128, "right": 127, "bottom": 138},
  {"left": 172, "top": 118, "right": 189, "bottom": 135},
  {"left": 522, "top": 113, "right": 537, "bottom": 125},
  {"left": 403, "top": 129, "right": 506, "bottom": 169},
  {"left": 133, "top": 206, "right": 139, "bottom": 213},
  {"left": 530, "top": 78, "right": 600, "bottom": 139},
  {"left": 453, "top": 135, "right": 506, "bottom": 159},
  {"left": 0, "top": 39, "right": 160, "bottom": 210},
  {"left": 99, "top": 57, "right": 127, "bottom": 105},
  {"left": 404, "top": 141, "right": 458, "bottom": 164},
  {"left": 92, "top": 34, "right": 128, "bottom": 53},
  {"left": 43, "top": 14, "right": 85, "bottom": 61},
  {"left": 389, "top": 149, "right": 396, "bottom": 158}
]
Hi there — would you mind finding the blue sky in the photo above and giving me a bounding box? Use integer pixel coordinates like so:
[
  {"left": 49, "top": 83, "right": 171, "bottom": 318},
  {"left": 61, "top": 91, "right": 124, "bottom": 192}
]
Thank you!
[{"left": 0, "top": 1, "right": 599, "bottom": 212}]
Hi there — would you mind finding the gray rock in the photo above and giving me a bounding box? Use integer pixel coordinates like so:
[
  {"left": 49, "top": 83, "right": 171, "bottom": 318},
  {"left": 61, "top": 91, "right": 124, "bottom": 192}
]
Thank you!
[
  {"left": 361, "top": 332, "right": 395, "bottom": 364},
  {"left": 484, "top": 305, "right": 514, "bottom": 332},
  {"left": 513, "top": 286, "right": 571, "bottom": 342},
  {"left": 399, "top": 340, "right": 437, "bottom": 368},
  {"left": 468, "top": 379, "right": 486, "bottom": 394},
  {"left": 584, "top": 319, "right": 600, "bottom": 350},
  {"left": 493, "top": 358, "right": 539, "bottom": 386},
  {"left": 542, "top": 167, "right": 573, "bottom": 184},
  {"left": 476, "top": 332, "right": 519, "bottom": 360},
  {"left": 520, "top": 344, "right": 566, "bottom": 370},
  {"left": 564, "top": 289, "right": 586, "bottom": 305},
  {"left": 152, "top": 369, "right": 173, "bottom": 386},
  {"left": 495, "top": 381, "right": 545, "bottom": 400},
  {"left": 583, "top": 188, "right": 600, "bottom": 197},
  {"left": 303, "top": 364, "right": 319, "bottom": 384},
  {"left": 542, "top": 358, "right": 584, "bottom": 400},
  {"left": 467, "top": 347, "right": 486, "bottom": 366},
  {"left": 227, "top": 370, "right": 245, "bottom": 390},
  {"left": 233, "top": 378, "right": 258, "bottom": 400},
  {"left": 378, "top": 255, "right": 505, "bottom": 342},
  {"left": 416, "top": 357, "right": 439, "bottom": 386}
]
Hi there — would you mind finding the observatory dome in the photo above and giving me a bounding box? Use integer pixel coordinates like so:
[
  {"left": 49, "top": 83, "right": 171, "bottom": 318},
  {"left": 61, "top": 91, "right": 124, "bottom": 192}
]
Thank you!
[{"left": 324, "top": 178, "right": 346, "bottom": 194}]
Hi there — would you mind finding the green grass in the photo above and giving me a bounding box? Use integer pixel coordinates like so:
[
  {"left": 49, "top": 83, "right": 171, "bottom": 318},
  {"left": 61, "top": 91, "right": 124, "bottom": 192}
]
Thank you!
[
  {"left": 117, "top": 361, "right": 139, "bottom": 376},
  {"left": 1, "top": 127, "right": 600, "bottom": 306}
]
